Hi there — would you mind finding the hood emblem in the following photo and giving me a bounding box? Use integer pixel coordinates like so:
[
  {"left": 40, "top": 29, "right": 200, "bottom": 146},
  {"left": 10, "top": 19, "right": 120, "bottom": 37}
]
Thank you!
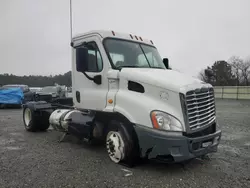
[{"left": 160, "top": 91, "right": 169, "bottom": 101}]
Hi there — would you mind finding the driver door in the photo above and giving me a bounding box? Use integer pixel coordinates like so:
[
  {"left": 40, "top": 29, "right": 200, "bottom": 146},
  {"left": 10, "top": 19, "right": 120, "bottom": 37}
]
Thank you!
[{"left": 73, "top": 36, "right": 108, "bottom": 111}]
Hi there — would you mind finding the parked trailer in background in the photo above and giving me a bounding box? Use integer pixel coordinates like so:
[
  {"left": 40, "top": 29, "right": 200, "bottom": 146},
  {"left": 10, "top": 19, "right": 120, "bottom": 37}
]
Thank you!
[{"left": 22, "top": 30, "right": 221, "bottom": 167}]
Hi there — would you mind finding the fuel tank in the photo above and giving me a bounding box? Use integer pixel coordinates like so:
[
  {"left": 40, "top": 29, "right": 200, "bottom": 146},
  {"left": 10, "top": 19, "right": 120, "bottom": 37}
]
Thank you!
[
  {"left": 49, "top": 109, "right": 83, "bottom": 132},
  {"left": 49, "top": 109, "right": 95, "bottom": 139}
]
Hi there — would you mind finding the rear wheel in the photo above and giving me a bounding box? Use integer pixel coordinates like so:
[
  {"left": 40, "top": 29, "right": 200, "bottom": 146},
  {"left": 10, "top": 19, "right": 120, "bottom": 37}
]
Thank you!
[
  {"left": 106, "top": 120, "right": 140, "bottom": 167},
  {"left": 23, "top": 106, "right": 50, "bottom": 132},
  {"left": 23, "top": 107, "right": 32, "bottom": 128}
]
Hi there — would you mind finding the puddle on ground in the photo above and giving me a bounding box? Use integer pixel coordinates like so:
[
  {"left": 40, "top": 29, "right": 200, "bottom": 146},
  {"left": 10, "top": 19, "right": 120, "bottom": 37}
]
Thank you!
[
  {"left": 9, "top": 132, "right": 24, "bottom": 137},
  {"left": 244, "top": 142, "right": 250, "bottom": 146},
  {"left": 0, "top": 138, "right": 16, "bottom": 146},
  {"left": 5, "top": 146, "right": 22, "bottom": 151},
  {"left": 218, "top": 144, "right": 240, "bottom": 156},
  {"left": 221, "top": 133, "right": 246, "bottom": 141}
]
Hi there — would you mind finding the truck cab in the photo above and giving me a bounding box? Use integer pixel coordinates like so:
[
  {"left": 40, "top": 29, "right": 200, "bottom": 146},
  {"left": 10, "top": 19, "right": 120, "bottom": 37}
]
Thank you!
[{"left": 23, "top": 30, "right": 221, "bottom": 166}]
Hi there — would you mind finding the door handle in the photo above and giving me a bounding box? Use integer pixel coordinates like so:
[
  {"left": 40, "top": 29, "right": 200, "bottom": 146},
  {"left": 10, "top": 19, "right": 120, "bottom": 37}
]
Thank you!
[{"left": 76, "top": 91, "right": 80, "bottom": 103}]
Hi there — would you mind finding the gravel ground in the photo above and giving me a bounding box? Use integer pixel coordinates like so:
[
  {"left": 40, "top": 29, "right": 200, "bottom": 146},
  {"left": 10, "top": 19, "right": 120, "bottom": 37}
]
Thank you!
[{"left": 0, "top": 99, "right": 250, "bottom": 188}]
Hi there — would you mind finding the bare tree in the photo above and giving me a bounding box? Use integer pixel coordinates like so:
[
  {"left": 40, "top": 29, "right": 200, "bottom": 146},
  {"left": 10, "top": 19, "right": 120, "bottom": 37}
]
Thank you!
[
  {"left": 239, "top": 58, "right": 250, "bottom": 86},
  {"left": 198, "top": 69, "right": 207, "bottom": 82},
  {"left": 228, "top": 56, "right": 243, "bottom": 86},
  {"left": 228, "top": 56, "right": 250, "bottom": 86}
]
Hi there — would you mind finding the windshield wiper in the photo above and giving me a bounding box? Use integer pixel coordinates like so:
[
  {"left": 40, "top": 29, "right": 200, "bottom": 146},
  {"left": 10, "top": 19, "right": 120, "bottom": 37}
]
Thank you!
[
  {"left": 116, "top": 65, "right": 140, "bottom": 70},
  {"left": 150, "top": 67, "right": 165, "bottom": 69},
  {"left": 116, "top": 65, "right": 165, "bottom": 70}
]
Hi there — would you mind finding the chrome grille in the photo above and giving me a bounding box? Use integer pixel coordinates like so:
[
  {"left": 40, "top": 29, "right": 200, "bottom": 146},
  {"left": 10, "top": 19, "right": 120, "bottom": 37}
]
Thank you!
[{"left": 185, "top": 87, "right": 216, "bottom": 130}]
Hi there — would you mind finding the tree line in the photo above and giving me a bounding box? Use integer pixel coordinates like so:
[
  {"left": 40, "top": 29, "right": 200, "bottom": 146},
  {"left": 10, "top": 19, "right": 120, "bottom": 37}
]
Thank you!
[
  {"left": 0, "top": 71, "right": 72, "bottom": 87},
  {"left": 1, "top": 55, "right": 250, "bottom": 87},
  {"left": 199, "top": 56, "right": 250, "bottom": 86}
]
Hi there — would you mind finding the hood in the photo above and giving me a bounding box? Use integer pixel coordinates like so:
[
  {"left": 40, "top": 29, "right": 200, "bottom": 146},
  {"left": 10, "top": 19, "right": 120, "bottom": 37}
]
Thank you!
[{"left": 119, "top": 68, "right": 209, "bottom": 93}]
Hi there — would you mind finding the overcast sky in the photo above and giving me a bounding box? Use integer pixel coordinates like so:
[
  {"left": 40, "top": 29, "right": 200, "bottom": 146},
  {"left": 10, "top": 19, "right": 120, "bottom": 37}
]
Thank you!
[{"left": 0, "top": 0, "right": 250, "bottom": 77}]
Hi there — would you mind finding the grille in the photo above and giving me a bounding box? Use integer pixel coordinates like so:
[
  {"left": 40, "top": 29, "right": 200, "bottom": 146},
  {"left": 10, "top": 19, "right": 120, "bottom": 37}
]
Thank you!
[{"left": 185, "top": 87, "right": 216, "bottom": 130}]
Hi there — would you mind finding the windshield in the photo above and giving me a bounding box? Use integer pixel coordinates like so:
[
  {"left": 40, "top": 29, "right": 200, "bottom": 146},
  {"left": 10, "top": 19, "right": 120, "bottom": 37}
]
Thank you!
[{"left": 103, "top": 39, "right": 166, "bottom": 69}]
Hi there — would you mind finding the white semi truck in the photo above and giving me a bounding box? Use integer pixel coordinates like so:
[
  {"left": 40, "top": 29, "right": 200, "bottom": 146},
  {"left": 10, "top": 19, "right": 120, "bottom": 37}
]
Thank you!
[{"left": 22, "top": 30, "right": 221, "bottom": 167}]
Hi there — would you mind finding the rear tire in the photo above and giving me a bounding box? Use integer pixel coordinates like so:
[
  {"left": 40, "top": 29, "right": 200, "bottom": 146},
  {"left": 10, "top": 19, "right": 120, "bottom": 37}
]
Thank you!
[
  {"left": 106, "top": 120, "right": 140, "bottom": 167},
  {"left": 38, "top": 112, "right": 51, "bottom": 131},
  {"left": 23, "top": 106, "right": 50, "bottom": 132}
]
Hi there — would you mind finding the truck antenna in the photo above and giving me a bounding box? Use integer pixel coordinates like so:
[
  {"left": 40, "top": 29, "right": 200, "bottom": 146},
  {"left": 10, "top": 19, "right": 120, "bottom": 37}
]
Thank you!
[{"left": 69, "top": 0, "right": 73, "bottom": 42}]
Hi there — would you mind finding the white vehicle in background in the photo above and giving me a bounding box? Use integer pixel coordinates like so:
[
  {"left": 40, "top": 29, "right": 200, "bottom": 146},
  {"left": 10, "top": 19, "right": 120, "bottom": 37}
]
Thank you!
[
  {"left": 66, "top": 87, "right": 72, "bottom": 98},
  {"left": 22, "top": 30, "right": 221, "bottom": 167},
  {"left": 30, "top": 87, "right": 42, "bottom": 93},
  {"left": 37, "top": 85, "right": 66, "bottom": 99}
]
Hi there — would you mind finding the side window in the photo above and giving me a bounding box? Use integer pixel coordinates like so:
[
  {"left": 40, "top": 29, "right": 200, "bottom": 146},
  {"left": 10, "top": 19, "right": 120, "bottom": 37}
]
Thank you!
[{"left": 84, "top": 42, "right": 103, "bottom": 72}]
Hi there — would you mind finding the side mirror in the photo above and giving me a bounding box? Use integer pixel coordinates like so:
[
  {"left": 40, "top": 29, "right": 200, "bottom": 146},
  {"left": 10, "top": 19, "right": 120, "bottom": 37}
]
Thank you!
[
  {"left": 163, "top": 58, "right": 169, "bottom": 69},
  {"left": 93, "top": 75, "right": 102, "bottom": 85},
  {"left": 76, "top": 47, "right": 89, "bottom": 72}
]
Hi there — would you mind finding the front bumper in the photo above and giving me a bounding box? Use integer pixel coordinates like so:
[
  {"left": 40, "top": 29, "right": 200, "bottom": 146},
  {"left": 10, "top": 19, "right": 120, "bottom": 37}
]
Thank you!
[{"left": 134, "top": 124, "right": 222, "bottom": 162}]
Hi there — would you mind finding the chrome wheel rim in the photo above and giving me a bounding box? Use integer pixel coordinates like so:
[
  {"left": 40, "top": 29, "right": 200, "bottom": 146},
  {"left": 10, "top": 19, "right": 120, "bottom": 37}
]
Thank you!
[
  {"left": 106, "top": 131, "right": 125, "bottom": 163},
  {"left": 24, "top": 108, "right": 32, "bottom": 127}
]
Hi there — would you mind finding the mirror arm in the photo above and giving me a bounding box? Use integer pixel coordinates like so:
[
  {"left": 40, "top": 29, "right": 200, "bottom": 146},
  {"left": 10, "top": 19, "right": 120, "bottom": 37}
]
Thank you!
[
  {"left": 82, "top": 72, "right": 94, "bottom": 81},
  {"left": 83, "top": 73, "right": 101, "bottom": 85}
]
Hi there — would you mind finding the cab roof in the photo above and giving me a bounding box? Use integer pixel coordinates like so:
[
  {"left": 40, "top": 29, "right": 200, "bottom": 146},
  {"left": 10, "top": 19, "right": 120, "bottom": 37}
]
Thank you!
[{"left": 72, "top": 30, "right": 155, "bottom": 46}]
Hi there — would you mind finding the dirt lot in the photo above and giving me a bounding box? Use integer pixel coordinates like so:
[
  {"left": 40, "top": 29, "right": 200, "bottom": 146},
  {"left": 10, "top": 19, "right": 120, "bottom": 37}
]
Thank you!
[{"left": 0, "top": 99, "right": 250, "bottom": 188}]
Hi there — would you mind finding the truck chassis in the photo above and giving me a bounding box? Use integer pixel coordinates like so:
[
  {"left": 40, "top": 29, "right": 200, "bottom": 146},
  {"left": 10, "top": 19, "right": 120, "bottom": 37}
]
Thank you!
[
  {"left": 22, "top": 98, "right": 142, "bottom": 167},
  {"left": 22, "top": 98, "right": 221, "bottom": 167}
]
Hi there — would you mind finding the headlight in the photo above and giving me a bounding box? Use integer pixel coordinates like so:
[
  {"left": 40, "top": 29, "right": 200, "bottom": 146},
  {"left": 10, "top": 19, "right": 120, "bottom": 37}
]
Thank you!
[{"left": 150, "top": 111, "right": 183, "bottom": 132}]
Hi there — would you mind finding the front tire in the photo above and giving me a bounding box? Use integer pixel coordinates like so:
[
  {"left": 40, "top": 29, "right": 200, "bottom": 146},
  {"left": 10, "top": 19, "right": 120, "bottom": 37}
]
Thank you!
[
  {"left": 106, "top": 131, "right": 126, "bottom": 163},
  {"left": 106, "top": 120, "right": 140, "bottom": 167}
]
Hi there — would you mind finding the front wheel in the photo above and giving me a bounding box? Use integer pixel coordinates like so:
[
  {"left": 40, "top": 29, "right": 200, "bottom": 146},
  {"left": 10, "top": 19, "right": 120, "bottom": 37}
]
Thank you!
[
  {"left": 106, "top": 120, "right": 140, "bottom": 167},
  {"left": 106, "top": 131, "right": 126, "bottom": 163}
]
